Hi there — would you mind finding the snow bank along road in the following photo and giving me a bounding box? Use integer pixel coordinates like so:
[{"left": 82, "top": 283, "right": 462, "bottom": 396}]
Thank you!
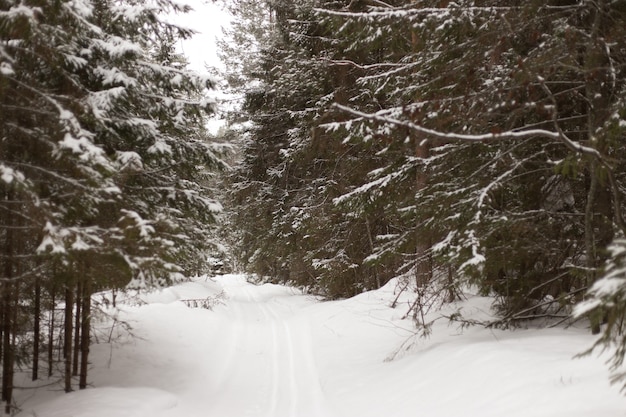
[{"left": 16, "top": 274, "right": 626, "bottom": 417}]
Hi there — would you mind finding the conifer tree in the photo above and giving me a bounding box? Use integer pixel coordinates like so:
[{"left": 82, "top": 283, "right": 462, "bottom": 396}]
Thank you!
[
  {"left": 223, "top": 3, "right": 626, "bottom": 386},
  {"left": 316, "top": 0, "right": 626, "bottom": 322},
  {"left": 0, "top": 0, "right": 222, "bottom": 404}
]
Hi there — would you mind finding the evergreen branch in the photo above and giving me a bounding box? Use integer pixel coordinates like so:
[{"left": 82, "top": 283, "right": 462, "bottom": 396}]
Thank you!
[
  {"left": 12, "top": 163, "right": 92, "bottom": 191},
  {"left": 320, "top": 58, "right": 405, "bottom": 70},
  {"left": 332, "top": 103, "right": 602, "bottom": 159},
  {"left": 314, "top": 7, "right": 521, "bottom": 19}
]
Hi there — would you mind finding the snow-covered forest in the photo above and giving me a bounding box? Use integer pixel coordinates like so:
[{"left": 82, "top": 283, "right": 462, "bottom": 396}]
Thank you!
[{"left": 1, "top": 0, "right": 626, "bottom": 415}]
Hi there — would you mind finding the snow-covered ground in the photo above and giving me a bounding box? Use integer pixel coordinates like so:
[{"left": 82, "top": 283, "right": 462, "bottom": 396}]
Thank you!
[{"left": 15, "top": 274, "right": 626, "bottom": 417}]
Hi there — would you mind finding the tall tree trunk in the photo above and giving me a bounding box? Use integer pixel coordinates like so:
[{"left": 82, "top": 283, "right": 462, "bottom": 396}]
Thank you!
[
  {"left": 48, "top": 285, "right": 56, "bottom": 378},
  {"left": 8, "top": 283, "right": 18, "bottom": 415},
  {"left": 64, "top": 284, "right": 74, "bottom": 392},
  {"left": 583, "top": 0, "right": 612, "bottom": 334},
  {"left": 415, "top": 138, "right": 432, "bottom": 289},
  {"left": 1, "top": 282, "right": 17, "bottom": 414},
  {"left": 585, "top": 162, "right": 601, "bottom": 334},
  {"left": 32, "top": 276, "right": 41, "bottom": 381},
  {"left": 446, "top": 265, "right": 457, "bottom": 303},
  {"left": 0, "top": 293, "right": 3, "bottom": 395},
  {"left": 2, "top": 282, "right": 12, "bottom": 409},
  {"left": 411, "top": 30, "right": 432, "bottom": 292},
  {"left": 79, "top": 274, "right": 91, "bottom": 389},
  {"left": 2, "top": 199, "right": 14, "bottom": 412},
  {"left": 364, "top": 217, "right": 381, "bottom": 288},
  {"left": 73, "top": 280, "right": 82, "bottom": 376},
  {"left": 0, "top": 282, "right": 6, "bottom": 403},
  {"left": 413, "top": 136, "right": 433, "bottom": 324}
]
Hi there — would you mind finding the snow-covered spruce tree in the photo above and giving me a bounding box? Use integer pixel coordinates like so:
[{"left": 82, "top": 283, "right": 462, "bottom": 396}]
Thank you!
[
  {"left": 220, "top": 0, "right": 292, "bottom": 281},
  {"left": 0, "top": 0, "right": 122, "bottom": 402},
  {"left": 84, "top": 0, "right": 224, "bottom": 289},
  {"left": 316, "top": 0, "right": 626, "bottom": 323},
  {"left": 576, "top": 238, "right": 626, "bottom": 391},
  {"left": 0, "top": 0, "right": 222, "bottom": 403},
  {"left": 223, "top": 0, "right": 404, "bottom": 297},
  {"left": 224, "top": 0, "right": 326, "bottom": 284},
  {"left": 315, "top": 0, "right": 515, "bottom": 315},
  {"left": 301, "top": 0, "right": 427, "bottom": 298}
]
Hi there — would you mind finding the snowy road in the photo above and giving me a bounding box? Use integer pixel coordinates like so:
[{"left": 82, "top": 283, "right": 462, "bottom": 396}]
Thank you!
[
  {"left": 205, "top": 277, "right": 335, "bottom": 417},
  {"left": 16, "top": 274, "right": 626, "bottom": 417}
]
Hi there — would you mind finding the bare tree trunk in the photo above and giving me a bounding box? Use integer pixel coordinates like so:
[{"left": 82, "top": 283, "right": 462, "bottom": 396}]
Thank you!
[
  {"left": 583, "top": 0, "right": 612, "bottom": 334},
  {"left": 1, "top": 282, "right": 17, "bottom": 414},
  {"left": 48, "top": 286, "right": 56, "bottom": 378},
  {"left": 2, "top": 282, "right": 12, "bottom": 409},
  {"left": 446, "top": 265, "right": 457, "bottom": 303},
  {"left": 0, "top": 295, "right": 3, "bottom": 396},
  {"left": 73, "top": 279, "right": 82, "bottom": 376},
  {"left": 412, "top": 137, "right": 433, "bottom": 324},
  {"left": 8, "top": 283, "right": 18, "bottom": 415},
  {"left": 64, "top": 285, "right": 74, "bottom": 392},
  {"left": 364, "top": 217, "right": 381, "bottom": 288},
  {"left": 415, "top": 138, "right": 432, "bottom": 289},
  {"left": 1, "top": 282, "right": 6, "bottom": 403},
  {"left": 2, "top": 202, "right": 14, "bottom": 413},
  {"left": 411, "top": 30, "right": 432, "bottom": 292},
  {"left": 32, "top": 276, "right": 41, "bottom": 381},
  {"left": 79, "top": 275, "right": 91, "bottom": 389},
  {"left": 585, "top": 161, "right": 600, "bottom": 334}
]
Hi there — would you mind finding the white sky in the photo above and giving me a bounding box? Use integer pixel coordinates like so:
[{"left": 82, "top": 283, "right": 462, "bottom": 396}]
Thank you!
[
  {"left": 169, "top": 1, "right": 232, "bottom": 133},
  {"left": 171, "top": 1, "right": 231, "bottom": 72}
]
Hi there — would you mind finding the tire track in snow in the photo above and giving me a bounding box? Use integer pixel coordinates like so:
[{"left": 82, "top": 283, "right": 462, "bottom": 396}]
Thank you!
[
  {"left": 208, "top": 278, "right": 335, "bottom": 417},
  {"left": 283, "top": 319, "right": 299, "bottom": 417},
  {"left": 259, "top": 300, "right": 298, "bottom": 417},
  {"left": 204, "top": 281, "right": 274, "bottom": 416},
  {"left": 269, "top": 316, "right": 280, "bottom": 417},
  {"left": 261, "top": 295, "right": 334, "bottom": 417},
  {"left": 207, "top": 303, "right": 242, "bottom": 392},
  {"left": 251, "top": 290, "right": 282, "bottom": 417}
]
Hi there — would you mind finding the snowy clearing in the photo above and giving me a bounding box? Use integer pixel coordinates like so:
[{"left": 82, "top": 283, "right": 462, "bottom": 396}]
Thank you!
[{"left": 15, "top": 274, "right": 626, "bottom": 417}]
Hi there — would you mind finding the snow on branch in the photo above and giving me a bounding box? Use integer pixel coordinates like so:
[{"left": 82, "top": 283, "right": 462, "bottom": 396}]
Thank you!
[
  {"left": 94, "top": 66, "right": 138, "bottom": 87},
  {"left": 63, "top": 0, "right": 94, "bottom": 18},
  {"left": 92, "top": 36, "right": 142, "bottom": 59},
  {"left": 575, "top": 239, "right": 626, "bottom": 318},
  {"left": 0, "top": 5, "right": 40, "bottom": 22},
  {"left": 320, "top": 58, "right": 405, "bottom": 70},
  {"left": 332, "top": 103, "right": 602, "bottom": 159},
  {"left": 333, "top": 174, "right": 392, "bottom": 206},
  {"left": 0, "top": 164, "right": 24, "bottom": 185},
  {"left": 314, "top": 6, "right": 519, "bottom": 20},
  {"left": 119, "top": 210, "right": 155, "bottom": 239},
  {"left": 314, "top": 3, "right": 580, "bottom": 19}
]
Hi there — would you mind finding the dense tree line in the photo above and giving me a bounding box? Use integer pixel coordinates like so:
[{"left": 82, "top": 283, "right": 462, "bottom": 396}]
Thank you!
[
  {"left": 223, "top": 0, "right": 626, "bottom": 385},
  {"left": 0, "top": 0, "right": 222, "bottom": 412}
]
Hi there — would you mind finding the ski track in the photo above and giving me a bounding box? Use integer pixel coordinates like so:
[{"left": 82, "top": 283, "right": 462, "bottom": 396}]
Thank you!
[{"left": 206, "top": 279, "right": 335, "bottom": 417}]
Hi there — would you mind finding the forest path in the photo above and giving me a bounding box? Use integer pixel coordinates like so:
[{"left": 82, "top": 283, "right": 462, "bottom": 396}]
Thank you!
[
  {"left": 16, "top": 274, "right": 623, "bottom": 417},
  {"left": 203, "top": 275, "right": 336, "bottom": 417}
]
